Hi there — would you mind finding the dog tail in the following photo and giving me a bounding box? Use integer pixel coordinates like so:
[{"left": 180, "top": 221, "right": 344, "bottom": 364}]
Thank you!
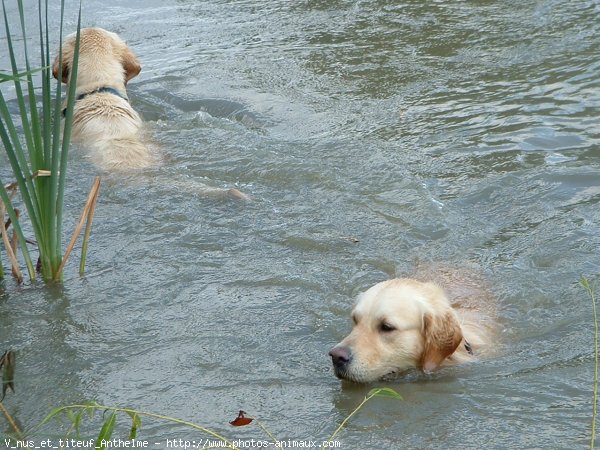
[{"left": 88, "top": 137, "right": 157, "bottom": 170}]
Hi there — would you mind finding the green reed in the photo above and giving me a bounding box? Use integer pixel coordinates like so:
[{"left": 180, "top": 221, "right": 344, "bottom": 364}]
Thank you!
[
  {"left": 581, "top": 276, "right": 598, "bottom": 450},
  {"left": 30, "top": 388, "right": 402, "bottom": 449},
  {"left": 0, "top": 0, "right": 83, "bottom": 281}
]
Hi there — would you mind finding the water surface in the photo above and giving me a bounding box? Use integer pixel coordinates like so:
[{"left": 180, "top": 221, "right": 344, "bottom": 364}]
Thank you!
[{"left": 1, "top": 0, "right": 599, "bottom": 448}]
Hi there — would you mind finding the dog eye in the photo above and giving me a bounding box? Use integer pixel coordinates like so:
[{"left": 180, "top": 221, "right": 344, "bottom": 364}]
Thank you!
[
  {"left": 379, "top": 322, "right": 396, "bottom": 332},
  {"left": 351, "top": 315, "right": 358, "bottom": 325}
]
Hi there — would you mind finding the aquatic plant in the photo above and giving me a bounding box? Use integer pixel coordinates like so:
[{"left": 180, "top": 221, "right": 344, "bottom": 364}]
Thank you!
[
  {"left": 15, "top": 388, "right": 402, "bottom": 449},
  {"left": 581, "top": 276, "right": 598, "bottom": 450},
  {"left": 0, "top": 0, "right": 97, "bottom": 282}
]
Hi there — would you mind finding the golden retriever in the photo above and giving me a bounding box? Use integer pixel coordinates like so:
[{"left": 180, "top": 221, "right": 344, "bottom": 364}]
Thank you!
[
  {"left": 53, "top": 27, "right": 248, "bottom": 199},
  {"left": 329, "top": 278, "right": 494, "bottom": 383},
  {"left": 53, "top": 27, "right": 154, "bottom": 170}
]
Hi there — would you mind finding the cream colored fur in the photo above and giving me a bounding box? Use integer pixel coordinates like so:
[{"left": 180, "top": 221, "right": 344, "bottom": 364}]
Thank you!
[
  {"left": 329, "top": 278, "right": 494, "bottom": 383},
  {"left": 54, "top": 28, "right": 249, "bottom": 200},
  {"left": 53, "top": 27, "right": 155, "bottom": 170}
]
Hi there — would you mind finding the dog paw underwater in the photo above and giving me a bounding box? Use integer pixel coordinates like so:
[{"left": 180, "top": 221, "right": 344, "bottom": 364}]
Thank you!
[
  {"left": 329, "top": 278, "right": 496, "bottom": 384},
  {"left": 54, "top": 27, "right": 249, "bottom": 200}
]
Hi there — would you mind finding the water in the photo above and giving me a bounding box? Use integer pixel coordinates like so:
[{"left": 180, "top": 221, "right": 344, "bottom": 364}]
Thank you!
[{"left": 1, "top": 0, "right": 599, "bottom": 448}]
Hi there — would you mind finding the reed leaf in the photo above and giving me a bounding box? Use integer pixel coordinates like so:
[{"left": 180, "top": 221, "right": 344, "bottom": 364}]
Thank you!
[
  {"left": 3, "top": 0, "right": 37, "bottom": 172},
  {"left": 0, "top": 180, "right": 35, "bottom": 279},
  {"left": 581, "top": 276, "right": 598, "bottom": 450},
  {"left": 95, "top": 412, "right": 117, "bottom": 449},
  {"left": 0, "top": 0, "right": 87, "bottom": 282},
  {"left": 79, "top": 177, "right": 100, "bottom": 275},
  {"left": 53, "top": 6, "right": 82, "bottom": 280},
  {"left": 40, "top": 388, "right": 403, "bottom": 450},
  {"left": 0, "top": 68, "right": 43, "bottom": 83}
]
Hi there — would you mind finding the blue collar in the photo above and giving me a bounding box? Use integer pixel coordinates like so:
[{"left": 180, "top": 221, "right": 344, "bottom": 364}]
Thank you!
[
  {"left": 76, "top": 86, "right": 127, "bottom": 102},
  {"left": 62, "top": 86, "right": 128, "bottom": 117}
]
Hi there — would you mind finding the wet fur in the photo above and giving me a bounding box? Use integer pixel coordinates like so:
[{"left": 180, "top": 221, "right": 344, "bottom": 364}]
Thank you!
[
  {"left": 53, "top": 28, "right": 249, "bottom": 200},
  {"left": 329, "top": 278, "right": 493, "bottom": 383},
  {"left": 53, "top": 27, "right": 155, "bottom": 170}
]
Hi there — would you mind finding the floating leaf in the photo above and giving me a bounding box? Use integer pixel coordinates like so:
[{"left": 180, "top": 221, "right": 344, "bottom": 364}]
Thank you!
[{"left": 229, "top": 410, "right": 253, "bottom": 426}]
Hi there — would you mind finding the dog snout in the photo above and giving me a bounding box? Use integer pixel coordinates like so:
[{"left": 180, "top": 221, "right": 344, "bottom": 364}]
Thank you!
[{"left": 329, "top": 345, "right": 352, "bottom": 369}]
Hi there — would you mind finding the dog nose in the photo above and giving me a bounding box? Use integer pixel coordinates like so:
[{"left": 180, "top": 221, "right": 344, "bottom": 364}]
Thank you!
[{"left": 329, "top": 346, "right": 352, "bottom": 368}]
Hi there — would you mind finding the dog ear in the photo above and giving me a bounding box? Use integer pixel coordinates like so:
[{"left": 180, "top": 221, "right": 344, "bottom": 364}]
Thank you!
[
  {"left": 420, "top": 310, "right": 463, "bottom": 373},
  {"left": 52, "top": 54, "right": 70, "bottom": 83},
  {"left": 53, "top": 36, "right": 74, "bottom": 84},
  {"left": 121, "top": 47, "right": 141, "bottom": 83}
]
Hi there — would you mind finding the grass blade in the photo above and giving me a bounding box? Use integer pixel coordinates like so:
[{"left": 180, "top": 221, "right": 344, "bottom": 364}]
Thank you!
[
  {"left": 17, "top": 0, "right": 44, "bottom": 169},
  {"left": 79, "top": 177, "right": 101, "bottom": 275},
  {"left": 321, "top": 387, "right": 402, "bottom": 450},
  {"left": 57, "top": 177, "right": 100, "bottom": 279},
  {"left": 0, "top": 200, "right": 23, "bottom": 283},
  {"left": 0, "top": 89, "right": 43, "bottom": 238},
  {"left": 53, "top": 4, "right": 82, "bottom": 279},
  {"left": 40, "top": 0, "right": 54, "bottom": 169},
  {"left": 0, "top": 177, "right": 36, "bottom": 280},
  {"left": 367, "top": 387, "right": 403, "bottom": 400},
  {"left": 125, "top": 411, "right": 142, "bottom": 440},
  {"left": 0, "top": 68, "right": 43, "bottom": 83},
  {"left": 3, "top": 0, "right": 36, "bottom": 168},
  {"left": 95, "top": 412, "right": 117, "bottom": 448},
  {"left": 581, "top": 276, "right": 598, "bottom": 450},
  {"left": 0, "top": 0, "right": 94, "bottom": 282},
  {"left": 40, "top": 404, "right": 239, "bottom": 449}
]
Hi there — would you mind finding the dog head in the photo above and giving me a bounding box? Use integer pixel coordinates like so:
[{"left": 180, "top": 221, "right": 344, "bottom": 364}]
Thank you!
[
  {"left": 52, "top": 27, "right": 141, "bottom": 86},
  {"left": 329, "top": 278, "right": 464, "bottom": 383}
]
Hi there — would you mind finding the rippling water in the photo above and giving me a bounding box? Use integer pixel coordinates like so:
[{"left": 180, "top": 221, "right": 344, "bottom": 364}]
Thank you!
[{"left": 1, "top": 0, "right": 599, "bottom": 448}]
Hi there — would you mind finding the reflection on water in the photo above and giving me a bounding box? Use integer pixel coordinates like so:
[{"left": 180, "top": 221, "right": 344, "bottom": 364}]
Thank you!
[{"left": 1, "top": 0, "right": 599, "bottom": 448}]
